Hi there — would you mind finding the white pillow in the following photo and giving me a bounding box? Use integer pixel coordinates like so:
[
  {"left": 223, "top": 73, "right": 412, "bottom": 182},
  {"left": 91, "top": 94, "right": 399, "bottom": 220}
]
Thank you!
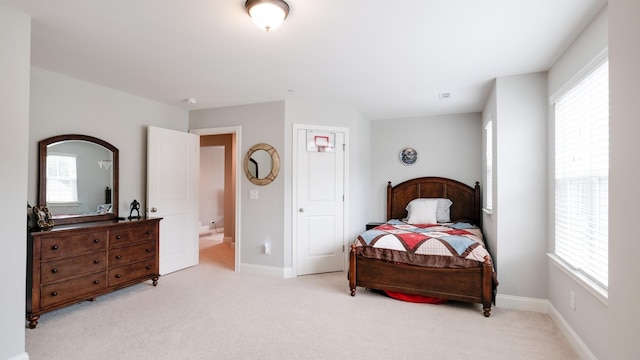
[
  {"left": 405, "top": 198, "right": 453, "bottom": 223},
  {"left": 405, "top": 199, "right": 438, "bottom": 224}
]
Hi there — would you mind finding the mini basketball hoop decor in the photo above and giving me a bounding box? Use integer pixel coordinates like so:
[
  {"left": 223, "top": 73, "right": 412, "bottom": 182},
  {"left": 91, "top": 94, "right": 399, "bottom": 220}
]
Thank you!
[{"left": 306, "top": 131, "right": 335, "bottom": 152}]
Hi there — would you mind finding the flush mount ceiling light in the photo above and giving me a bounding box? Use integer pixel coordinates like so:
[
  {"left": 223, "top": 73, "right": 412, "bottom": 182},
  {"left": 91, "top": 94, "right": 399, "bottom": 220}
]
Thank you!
[{"left": 245, "top": 0, "right": 290, "bottom": 31}]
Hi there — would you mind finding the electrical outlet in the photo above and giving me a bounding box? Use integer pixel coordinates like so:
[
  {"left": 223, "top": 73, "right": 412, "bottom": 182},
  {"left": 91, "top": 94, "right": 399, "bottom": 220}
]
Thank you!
[{"left": 569, "top": 291, "right": 576, "bottom": 311}]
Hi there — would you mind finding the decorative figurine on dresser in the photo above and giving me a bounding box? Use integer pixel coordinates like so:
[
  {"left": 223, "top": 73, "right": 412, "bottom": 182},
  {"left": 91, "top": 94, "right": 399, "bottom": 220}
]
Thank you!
[{"left": 27, "top": 134, "right": 162, "bottom": 329}]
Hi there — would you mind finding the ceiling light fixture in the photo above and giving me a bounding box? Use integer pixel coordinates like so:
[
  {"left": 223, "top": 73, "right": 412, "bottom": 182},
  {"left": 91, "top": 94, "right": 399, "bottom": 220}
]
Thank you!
[{"left": 245, "top": 0, "right": 290, "bottom": 32}]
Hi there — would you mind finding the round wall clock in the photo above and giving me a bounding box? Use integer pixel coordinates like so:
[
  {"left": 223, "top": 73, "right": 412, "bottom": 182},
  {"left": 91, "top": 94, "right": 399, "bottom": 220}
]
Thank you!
[{"left": 400, "top": 147, "right": 418, "bottom": 165}]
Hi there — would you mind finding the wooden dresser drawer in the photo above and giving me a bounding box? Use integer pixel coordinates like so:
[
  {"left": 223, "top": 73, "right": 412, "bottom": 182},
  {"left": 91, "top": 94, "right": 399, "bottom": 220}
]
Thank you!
[
  {"left": 109, "top": 260, "right": 157, "bottom": 287},
  {"left": 40, "top": 232, "right": 107, "bottom": 260},
  {"left": 40, "top": 272, "right": 107, "bottom": 308},
  {"left": 109, "top": 224, "right": 157, "bottom": 248},
  {"left": 41, "top": 252, "right": 107, "bottom": 284},
  {"left": 28, "top": 218, "right": 161, "bottom": 329},
  {"left": 109, "top": 240, "right": 156, "bottom": 268}
]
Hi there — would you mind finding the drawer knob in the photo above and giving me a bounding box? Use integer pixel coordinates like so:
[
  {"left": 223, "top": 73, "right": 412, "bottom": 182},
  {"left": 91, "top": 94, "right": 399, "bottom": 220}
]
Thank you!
[
  {"left": 146, "top": 230, "right": 151, "bottom": 235},
  {"left": 51, "top": 268, "right": 58, "bottom": 273},
  {"left": 115, "top": 255, "right": 121, "bottom": 260},
  {"left": 94, "top": 259, "right": 100, "bottom": 264},
  {"left": 94, "top": 239, "right": 100, "bottom": 243},
  {"left": 115, "top": 274, "right": 121, "bottom": 278},
  {"left": 116, "top": 235, "right": 122, "bottom": 240},
  {"left": 146, "top": 248, "right": 152, "bottom": 252},
  {"left": 51, "top": 245, "right": 59, "bottom": 250},
  {"left": 146, "top": 266, "right": 151, "bottom": 270},
  {"left": 93, "top": 280, "right": 100, "bottom": 285},
  {"left": 51, "top": 291, "right": 58, "bottom": 297}
]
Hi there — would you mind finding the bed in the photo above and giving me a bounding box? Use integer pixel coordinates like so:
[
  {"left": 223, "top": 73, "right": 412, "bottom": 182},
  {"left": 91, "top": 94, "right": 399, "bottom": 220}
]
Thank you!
[{"left": 348, "top": 176, "right": 497, "bottom": 317}]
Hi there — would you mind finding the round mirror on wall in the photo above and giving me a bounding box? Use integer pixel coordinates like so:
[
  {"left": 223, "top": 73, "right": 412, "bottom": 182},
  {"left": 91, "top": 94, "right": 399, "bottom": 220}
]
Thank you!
[{"left": 244, "top": 143, "right": 280, "bottom": 185}]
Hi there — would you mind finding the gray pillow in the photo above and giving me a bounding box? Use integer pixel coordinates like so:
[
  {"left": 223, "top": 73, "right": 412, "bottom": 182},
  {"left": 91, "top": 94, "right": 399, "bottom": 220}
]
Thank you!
[{"left": 406, "top": 198, "right": 453, "bottom": 223}]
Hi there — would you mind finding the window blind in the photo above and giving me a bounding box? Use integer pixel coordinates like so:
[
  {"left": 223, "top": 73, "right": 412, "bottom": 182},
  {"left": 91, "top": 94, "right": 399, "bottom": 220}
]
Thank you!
[
  {"left": 46, "top": 154, "right": 79, "bottom": 203},
  {"left": 554, "top": 60, "right": 608, "bottom": 288},
  {"left": 485, "top": 120, "right": 493, "bottom": 210}
]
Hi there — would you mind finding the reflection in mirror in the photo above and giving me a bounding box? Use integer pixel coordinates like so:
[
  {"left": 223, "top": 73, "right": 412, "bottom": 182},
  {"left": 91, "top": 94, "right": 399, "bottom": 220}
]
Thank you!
[
  {"left": 46, "top": 141, "right": 113, "bottom": 216},
  {"left": 39, "top": 134, "right": 119, "bottom": 225},
  {"left": 249, "top": 149, "right": 272, "bottom": 179},
  {"left": 244, "top": 143, "right": 280, "bottom": 186}
]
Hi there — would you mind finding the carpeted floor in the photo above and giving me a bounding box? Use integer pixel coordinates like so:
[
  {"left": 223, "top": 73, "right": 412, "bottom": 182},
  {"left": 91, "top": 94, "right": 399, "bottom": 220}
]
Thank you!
[{"left": 25, "top": 236, "right": 579, "bottom": 360}]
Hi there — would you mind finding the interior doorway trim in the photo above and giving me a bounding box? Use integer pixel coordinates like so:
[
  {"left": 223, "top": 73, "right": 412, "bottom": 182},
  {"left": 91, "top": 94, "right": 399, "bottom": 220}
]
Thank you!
[{"left": 190, "top": 126, "right": 241, "bottom": 272}]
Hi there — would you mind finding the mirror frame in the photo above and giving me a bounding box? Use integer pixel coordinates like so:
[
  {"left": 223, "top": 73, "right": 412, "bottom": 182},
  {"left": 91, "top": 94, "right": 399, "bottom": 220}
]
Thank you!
[
  {"left": 38, "top": 134, "right": 119, "bottom": 225},
  {"left": 244, "top": 143, "right": 280, "bottom": 186}
]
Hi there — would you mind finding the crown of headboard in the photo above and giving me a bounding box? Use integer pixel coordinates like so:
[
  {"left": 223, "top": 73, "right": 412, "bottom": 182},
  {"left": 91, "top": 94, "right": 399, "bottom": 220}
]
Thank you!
[{"left": 386, "top": 177, "right": 481, "bottom": 229}]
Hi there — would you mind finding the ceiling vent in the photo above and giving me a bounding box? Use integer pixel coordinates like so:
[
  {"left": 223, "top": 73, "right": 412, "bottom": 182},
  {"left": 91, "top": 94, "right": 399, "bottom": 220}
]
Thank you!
[{"left": 439, "top": 92, "right": 452, "bottom": 101}]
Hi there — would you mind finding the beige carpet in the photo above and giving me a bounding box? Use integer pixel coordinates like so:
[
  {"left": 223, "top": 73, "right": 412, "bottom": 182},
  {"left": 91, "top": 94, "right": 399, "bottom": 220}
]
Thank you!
[{"left": 26, "top": 237, "right": 579, "bottom": 360}]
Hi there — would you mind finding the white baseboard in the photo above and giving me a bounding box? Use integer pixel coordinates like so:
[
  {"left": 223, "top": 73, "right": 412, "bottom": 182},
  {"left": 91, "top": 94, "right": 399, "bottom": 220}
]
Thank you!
[
  {"left": 238, "top": 263, "right": 295, "bottom": 278},
  {"left": 199, "top": 225, "right": 224, "bottom": 235},
  {"left": 495, "top": 294, "right": 549, "bottom": 313},
  {"left": 8, "top": 352, "right": 29, "bottom": 360},
  {"left": 496, "top": 294, "right": 597, "bottom": 360},
  {"left": 547, "top": 303, "right": 598, "bottom": 360}
]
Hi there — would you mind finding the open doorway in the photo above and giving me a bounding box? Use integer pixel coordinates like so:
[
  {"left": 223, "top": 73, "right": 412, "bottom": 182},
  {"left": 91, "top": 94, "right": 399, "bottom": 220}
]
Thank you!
[{"left": 193, "top": 128, "right": 240, "bottom": 271}]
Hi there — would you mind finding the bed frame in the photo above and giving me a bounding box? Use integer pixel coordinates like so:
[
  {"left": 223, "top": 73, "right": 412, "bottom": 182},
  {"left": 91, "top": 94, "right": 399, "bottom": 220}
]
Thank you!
[{"left": 348, "top": 176, "right": 496, "bottom": 317}]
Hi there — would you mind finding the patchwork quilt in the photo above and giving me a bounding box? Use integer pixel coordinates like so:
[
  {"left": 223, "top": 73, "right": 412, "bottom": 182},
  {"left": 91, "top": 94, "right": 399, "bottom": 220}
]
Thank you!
[{"left": 353, "top": 219, "right": 492, "bottom": 269}]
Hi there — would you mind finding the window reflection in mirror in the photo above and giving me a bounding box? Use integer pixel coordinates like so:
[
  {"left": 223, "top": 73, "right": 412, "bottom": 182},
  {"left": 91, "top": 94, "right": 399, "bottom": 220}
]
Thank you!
[
  {"left": 46, "top": 140, "right": 113, "bottom": 216},
  {"left": 39, "top": 134, "right": 118, "bottom": 226}
]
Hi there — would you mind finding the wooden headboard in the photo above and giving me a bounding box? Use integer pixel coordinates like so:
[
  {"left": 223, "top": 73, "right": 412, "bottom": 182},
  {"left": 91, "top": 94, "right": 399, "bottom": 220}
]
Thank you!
[{"left": 386, "top": 177, "right": 481, "bottom": 228}]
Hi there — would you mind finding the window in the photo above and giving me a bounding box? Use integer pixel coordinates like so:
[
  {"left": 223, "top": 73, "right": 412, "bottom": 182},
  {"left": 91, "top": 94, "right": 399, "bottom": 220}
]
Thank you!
[
  {"left": 484, "top": 119, "right": 493, "bottom": 211},
  {"left": 554, "top": 60, "right": 608, "bottom": 288},
  {"left": 46, "top": 153, "right": 78, "bottom": 203}
]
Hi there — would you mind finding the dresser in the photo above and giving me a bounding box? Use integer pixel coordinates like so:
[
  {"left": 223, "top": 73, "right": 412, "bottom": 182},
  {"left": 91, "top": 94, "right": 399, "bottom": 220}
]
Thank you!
[{"left": 27, "top": 218, "right": 161, "bottom": 329}]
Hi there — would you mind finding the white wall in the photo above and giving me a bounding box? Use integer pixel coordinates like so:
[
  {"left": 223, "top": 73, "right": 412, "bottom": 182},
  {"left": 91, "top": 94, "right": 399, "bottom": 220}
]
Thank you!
[
  {"left": 199, "top": 146, "right": 225, "bottom": 229},
  {"left": 608, "top": 0, "right": 640, "bottom": 358},
  {"left": 0, "top": 6, "right": 30, "bottom": 360},
  {"left": 28, "top": 68, "right": 188, "bottom": 214},
  {"left": 546, "top": 6, "right": 608, "bottom": 360},
  {"left": 369, "top": 113, "right": 482, "bottom": 222}
]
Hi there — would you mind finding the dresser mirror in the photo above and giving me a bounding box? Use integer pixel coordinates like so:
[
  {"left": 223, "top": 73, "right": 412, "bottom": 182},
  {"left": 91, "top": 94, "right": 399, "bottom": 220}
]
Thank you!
[
  {"left": 244, "top": 143, "right": 280, "bottom": 186},
  {"left": 38, "top": 134, "right": 119, "bottom": 225}
]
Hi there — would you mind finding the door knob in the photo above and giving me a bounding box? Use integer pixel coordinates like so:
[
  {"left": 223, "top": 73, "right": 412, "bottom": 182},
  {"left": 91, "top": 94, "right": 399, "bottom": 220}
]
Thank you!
[
  {"left": 299, "top": 208, "right": 304, "bottom": 213},
  {"left": 150, "top": 207, "right": 158, "bottom": 213}
]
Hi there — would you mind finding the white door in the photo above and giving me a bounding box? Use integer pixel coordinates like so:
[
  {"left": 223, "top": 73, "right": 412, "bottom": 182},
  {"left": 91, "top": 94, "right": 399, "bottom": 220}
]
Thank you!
[
  {"left": 296, "top": 128, "right": 345, "bottom": 275},
  {"left": 147, "top": 126, "right": 199, "bottom": 275}
]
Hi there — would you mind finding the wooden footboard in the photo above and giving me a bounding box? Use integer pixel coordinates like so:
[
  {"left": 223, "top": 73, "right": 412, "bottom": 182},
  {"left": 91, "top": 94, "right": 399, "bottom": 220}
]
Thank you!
[{"left": 349, "top": 244, "right": 494, "bottom": 317}]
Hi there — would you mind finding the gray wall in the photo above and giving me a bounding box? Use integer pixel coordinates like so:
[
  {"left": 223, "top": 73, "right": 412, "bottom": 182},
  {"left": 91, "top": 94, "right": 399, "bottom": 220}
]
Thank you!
[
  {"left": 284, "top": 100, "right": 371, "bottom": 270},
  {"left": 190, "top": 100, "right": 371, "bottom": 275},
  {"left": 27, "top": 67, "right": 188, "bottom": 214},
  {"left": 369, "top": 113, "right": 483, "bottom": 222},
  {"left": 494, "top": 73, "right": 548, "bottom": 299},
  {"left": 547, "top": 6, "right": 608, "bottom": 359},
  {"left": 190, "top": 102, "right": 286, "bottom": 271},
  {"left": 0, "top": 6, "right": 30, "bottom": 360},
  {"left": 609, "top": 0, "right": 640, "bottom": 358}
]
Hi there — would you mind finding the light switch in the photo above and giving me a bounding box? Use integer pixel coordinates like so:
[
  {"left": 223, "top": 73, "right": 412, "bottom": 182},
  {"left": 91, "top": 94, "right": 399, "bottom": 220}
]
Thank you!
[{"left": 249, "top": 189, "right": 259, "bottom": 199}]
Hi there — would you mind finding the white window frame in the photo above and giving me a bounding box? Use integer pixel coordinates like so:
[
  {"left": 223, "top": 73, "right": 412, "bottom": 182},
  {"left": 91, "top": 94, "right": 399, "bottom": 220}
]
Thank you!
[
  {"left": 552, "top": 55, "right": 608, "bottom": 291},
  {"left": 46, "top": 152, "right": 79, "bottom": 204},
  {"left": 484, "top": 119, "right": 493, "bottom": 212}
]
